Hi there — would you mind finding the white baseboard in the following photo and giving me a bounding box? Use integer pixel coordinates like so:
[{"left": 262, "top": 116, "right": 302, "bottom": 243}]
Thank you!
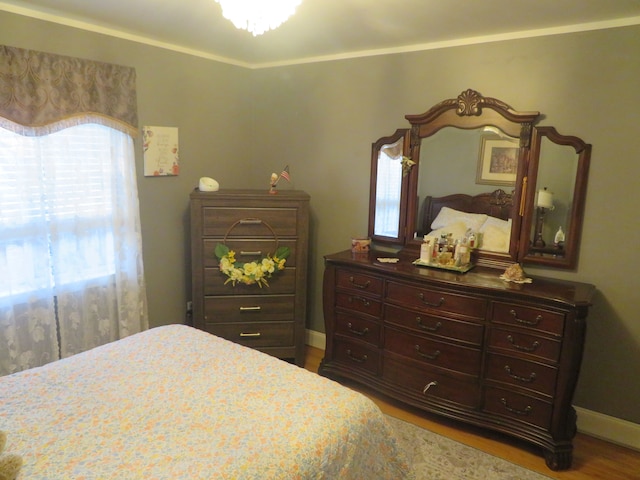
[
  {"left": 305, "top": 329, "right": 326, "bottom": 350},
  {"left": 305, "top": 328, "right": 640, "bottom": 452},
  {"left": 575, "top": 406, "right": 640, "bottom": 451}
]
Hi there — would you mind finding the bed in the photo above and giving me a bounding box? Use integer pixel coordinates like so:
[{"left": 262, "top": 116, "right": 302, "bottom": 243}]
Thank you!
[
  {"left": 0, "top": 325, "right": 409, "bottom": 479},
  {"left": 420, "top": 188, "right": 514, "bottom": 253}
]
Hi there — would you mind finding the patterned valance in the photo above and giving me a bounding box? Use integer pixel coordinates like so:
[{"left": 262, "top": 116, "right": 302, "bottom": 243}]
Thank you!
[{"left": 0, "top": 45, "right": 138, "bottom": 137}]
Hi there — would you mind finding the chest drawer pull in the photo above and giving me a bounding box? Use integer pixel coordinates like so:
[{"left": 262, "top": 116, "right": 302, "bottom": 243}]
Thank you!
[
  {"left": 501, "top": 397, "right": 533, "bottom": 416},
  {"left": 346, "top": 349, "right": 368, "bottom": 363},
  {"left": 349, "top": 276, "right": 371, "bottom": 289},
  {"left": 347, "top": 322, "right": 369, "bottom": 336},
  {"left": 422, "top": 381, "right": 438, "bottom": 394},
  {"left": 414, "top": 345, "right": 441, "bottom": 360},
  {"left": 507, "top": 335, "right": 540, "bottom": 352},
  {"left": 240, "top": 332, "right": 261, "bottom": 337},
  {"left": 504, "top": 365, "right": 537, "bottom": 383},
  {"left": 417, "top": 317, "right": 442, "bottom": 332},
  {"left": 418, "top": 293, "right": 445, "bottom": 308},
  {"left": 239, "top": 250, "right": 262, "bottom": 256},
  {"left": 239, "top": 306, "right": 262, "bottom": 311},
  {"left": 239, "top": 218, "right": 263, "bottom": 225},
  {"left": 510, "top": 309, "right": 542, "bottom": 326},
  {"left": 348, "top": 296, "right": 371, "bottom": 307}
]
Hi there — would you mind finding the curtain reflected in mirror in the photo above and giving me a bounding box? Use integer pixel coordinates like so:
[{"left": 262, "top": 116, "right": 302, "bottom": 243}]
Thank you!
[{"left": 373, "top": 138, "right": 404, "bottom": 237}]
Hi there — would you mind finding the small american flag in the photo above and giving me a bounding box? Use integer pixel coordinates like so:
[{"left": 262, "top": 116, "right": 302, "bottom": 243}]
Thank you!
[{"left": 280, "top": 165, "right": 290, "bottom": 182}]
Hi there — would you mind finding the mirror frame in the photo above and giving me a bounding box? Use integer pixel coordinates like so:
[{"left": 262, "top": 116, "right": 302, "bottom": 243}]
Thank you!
[
  {"left": 367, "top": 89, "right": 592, "bottom": 270},
  {"left": 519, "top": 126, "right": 592, "bottom": 269}
]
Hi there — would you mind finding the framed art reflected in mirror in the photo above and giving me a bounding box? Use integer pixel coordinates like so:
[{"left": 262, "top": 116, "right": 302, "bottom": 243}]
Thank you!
[{"left": 476, "top": 134, "right": 519, "bottom": 186}]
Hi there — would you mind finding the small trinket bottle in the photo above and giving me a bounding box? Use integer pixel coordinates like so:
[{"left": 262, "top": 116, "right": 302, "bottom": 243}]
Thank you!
[{"left": 420, "top": 236, "right": 431, "bottom": 263}]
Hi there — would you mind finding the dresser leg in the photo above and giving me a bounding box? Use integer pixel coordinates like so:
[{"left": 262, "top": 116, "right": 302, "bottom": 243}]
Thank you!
[{"left": 544, "top": 445, "right": 573, "bottom": 470}]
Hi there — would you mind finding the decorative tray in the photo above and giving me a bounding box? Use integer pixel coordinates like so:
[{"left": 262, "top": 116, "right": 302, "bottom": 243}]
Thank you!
[{"left": 412, "top": 259, "right": 475, "bottom": 273}]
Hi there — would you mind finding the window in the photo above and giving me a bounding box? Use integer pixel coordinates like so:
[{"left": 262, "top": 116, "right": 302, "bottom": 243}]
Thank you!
[{"left": 0, "top": 123, "right": 148, "bottom": 375}]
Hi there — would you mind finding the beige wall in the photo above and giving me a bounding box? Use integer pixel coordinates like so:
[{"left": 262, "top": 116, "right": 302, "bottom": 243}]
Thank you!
[{"left": 1, "top": 11, "right": 639, "bottom": 424}]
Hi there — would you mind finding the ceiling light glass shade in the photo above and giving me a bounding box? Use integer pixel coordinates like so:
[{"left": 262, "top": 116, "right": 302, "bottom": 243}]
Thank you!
[{"left": 215, "top": 0, "right": 303, "bottom": 36}]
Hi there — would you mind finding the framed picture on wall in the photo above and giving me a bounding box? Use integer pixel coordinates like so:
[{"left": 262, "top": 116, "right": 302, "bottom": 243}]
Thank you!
[
  {"left": 476, "top": 136, "right": 519, "bottom": 186},
  {"left": 143, "top": 126, "right": 180, "bottom": 176}
]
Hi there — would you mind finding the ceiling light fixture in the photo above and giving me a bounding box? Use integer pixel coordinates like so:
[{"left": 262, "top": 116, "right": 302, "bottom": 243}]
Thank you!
[{"left": 215, "top": 0, "right": 303, "bottom": 37}]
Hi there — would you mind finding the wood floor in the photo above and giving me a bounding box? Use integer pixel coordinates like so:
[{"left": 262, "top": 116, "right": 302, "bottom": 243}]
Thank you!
[{"left": 304, "top": 346, "right": 640, "bottom": 480}]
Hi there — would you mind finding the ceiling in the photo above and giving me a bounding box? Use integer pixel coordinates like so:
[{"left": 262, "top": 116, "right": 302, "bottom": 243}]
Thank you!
[{"left": 2, "top": 0, "right": 640, "bottom": 68}]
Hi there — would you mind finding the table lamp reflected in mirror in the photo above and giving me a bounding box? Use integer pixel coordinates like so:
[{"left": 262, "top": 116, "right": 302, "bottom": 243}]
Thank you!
[{"left": 533, "top": 187, "right": 554, "bottom": 247}]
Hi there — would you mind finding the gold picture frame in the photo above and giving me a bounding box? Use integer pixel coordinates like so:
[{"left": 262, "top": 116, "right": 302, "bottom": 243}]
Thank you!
[{"left": 476, "top": 136, "right": 519, "bottom": 186}]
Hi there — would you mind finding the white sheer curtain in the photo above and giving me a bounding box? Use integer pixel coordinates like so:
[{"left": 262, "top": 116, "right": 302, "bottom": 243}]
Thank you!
[
  {"left": 0, "top": 123, "right": 148, "bottom": 375},
  {"left": 374, "top": 141, "right": 403, "bottom": 237}
]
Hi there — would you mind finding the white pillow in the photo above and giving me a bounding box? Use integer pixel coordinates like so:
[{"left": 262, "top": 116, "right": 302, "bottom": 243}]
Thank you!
[
  {"left": 430, "top": 207, "right": 488, "bottom": 233},
  {"left": 479, "top": 217, "right": 512, "bottom": 253}
]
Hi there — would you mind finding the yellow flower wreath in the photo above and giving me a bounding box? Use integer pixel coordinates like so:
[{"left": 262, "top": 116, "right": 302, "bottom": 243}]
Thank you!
[{"left": 215, "top": 244, "right": 290, "bottom": 288}]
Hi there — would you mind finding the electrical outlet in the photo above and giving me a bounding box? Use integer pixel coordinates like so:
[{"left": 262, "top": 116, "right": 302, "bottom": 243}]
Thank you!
[{"left": 186, "top": 301, "right": 193, "bottom": 313}]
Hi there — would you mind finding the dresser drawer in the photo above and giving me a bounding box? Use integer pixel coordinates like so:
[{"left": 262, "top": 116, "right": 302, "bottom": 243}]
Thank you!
[
  {"left": 202, "top": 207, "right": 299, "bottom": 237},
  {"left": 492, "top": 302, "right": 565, "bottom": 336},
  {"left": 384, "top": 304, "right": 484, "bottom": 346},
  {"left": 486, "top": 353, "right": 558, "bottom": 397},
  {"left": 204, "top": 322, "right": 294, "bottom": 347},
  {"left": 204, "top": 238, "right": 298, "bottom": 267},
  {"left": 483, "top": 386, "right": 552, "bottom": 430},
  {"left": 204, "top": 267, "right": 296, "bottom": 295},
  {"left": 335, "top": 292, "right": 383, "bottom": 318},
  {"left": 384, "top": 327, "right": 481, "bottom": 377},
  {"left": 383, "top": 356, "right": 479, "bottom": 408},
  {"left": 386, "top": 281, "right": 486, "bottom": 320},
  {"left": 335, "top": 312, "right": 381, "bottom": 347},
  {"left": 203, "top": 295, "right": 294, "bottom": 323},
  {"left": 489, "top": 327, "right": 561, "bottom": 363},
  {"left": 332, "top": 338, "right": 380, "bottom": 376},
  {"left": 336, "top": 269, "right": 383, "bottom": 296}
]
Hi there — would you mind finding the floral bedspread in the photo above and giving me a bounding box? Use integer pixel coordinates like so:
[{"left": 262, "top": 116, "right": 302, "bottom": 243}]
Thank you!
[{"left": 0, "top": 324, "right": 409, "bottom": 479}]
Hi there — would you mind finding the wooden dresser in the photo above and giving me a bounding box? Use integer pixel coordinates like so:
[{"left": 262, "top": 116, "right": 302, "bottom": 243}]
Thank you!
[
  {"left": 190, "top": 189, "right": 310, "bottom": 366},
  {"left": 319, "top": 249, "right": 594, "bottom": 470}
]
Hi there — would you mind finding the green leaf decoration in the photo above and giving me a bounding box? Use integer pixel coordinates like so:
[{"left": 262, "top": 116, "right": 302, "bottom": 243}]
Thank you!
[
  {"left": 274, "top": 246, "right": 291, "bottom": 259},
  {"left": 215, "top": 243, "right": 230, "bottom": 259}
]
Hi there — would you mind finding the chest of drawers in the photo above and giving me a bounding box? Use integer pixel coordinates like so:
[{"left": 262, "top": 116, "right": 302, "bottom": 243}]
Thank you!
[
  {"left": 319, "top": 249, "right": 594, "bottom": 470},
  {"left": 190, "top": 189, "right": 309, "bottom": 366}
]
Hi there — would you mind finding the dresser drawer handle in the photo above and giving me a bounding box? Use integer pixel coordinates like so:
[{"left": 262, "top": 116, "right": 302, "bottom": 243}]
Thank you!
[
  {"left": 349, "top": 276, "right": 371, "bottom": 289},
  {"left": 509, "top": 309, "right": 542, "bottom": 326},
  {"left": 240, "top": 332, "right": 261, "bottom": 338},
  {"left": 504, "top": 365, "right": 537, "bottom": 383},
  {"left": 239, "top": 218, "right": 263, "bottom": 225},
  {"left": 239, "top": 250, "right": 263, "bottom": 256},
  {"left": 347, "top": 322, "right": 369, "bottom": 336},
  {"left": 348, "top": 296, "right": 371, "bottom": 307},
  {"left": 500, "top": 397, "right": 532, "bottom": 416},
  {"left": 418, "top": 293, "right": 445, "bottom": 308},
  {"left": 422, "top": 381, "right": 438, "bottom": 394},
  {"left": 346, "top": 349, "right": 368, "bottom": 363},
  {"left": 414, "top": 345, "right": 441, "bottom": 360},
  {"left": 417, "top": 317, "right": 442, "bottom": 332},
  {"left": 507, "top": 335, "right": 540, "bottom": 352},
  {"left": 239, "top": 306, "right": 261, "bottom": 312}
]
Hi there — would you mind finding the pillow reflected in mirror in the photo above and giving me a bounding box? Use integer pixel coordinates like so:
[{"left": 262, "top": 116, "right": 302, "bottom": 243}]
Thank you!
[
  {"left": 431, "top": 207, "right": 488, "bottom": 233},
  {"left": 425, "top": 221, "right": 468, "bottom": 242},
  {"left": 479, "top": 217, "right": 512, "bottom": 253}
]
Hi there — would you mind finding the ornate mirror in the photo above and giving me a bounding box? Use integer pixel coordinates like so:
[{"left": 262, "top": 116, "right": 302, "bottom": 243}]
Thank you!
[
  {"left": 367, "top": 89, "right": 592, "bottom": 270},
  {"left": 519, "top": 126, "right": 591, "bottom": 269}
]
